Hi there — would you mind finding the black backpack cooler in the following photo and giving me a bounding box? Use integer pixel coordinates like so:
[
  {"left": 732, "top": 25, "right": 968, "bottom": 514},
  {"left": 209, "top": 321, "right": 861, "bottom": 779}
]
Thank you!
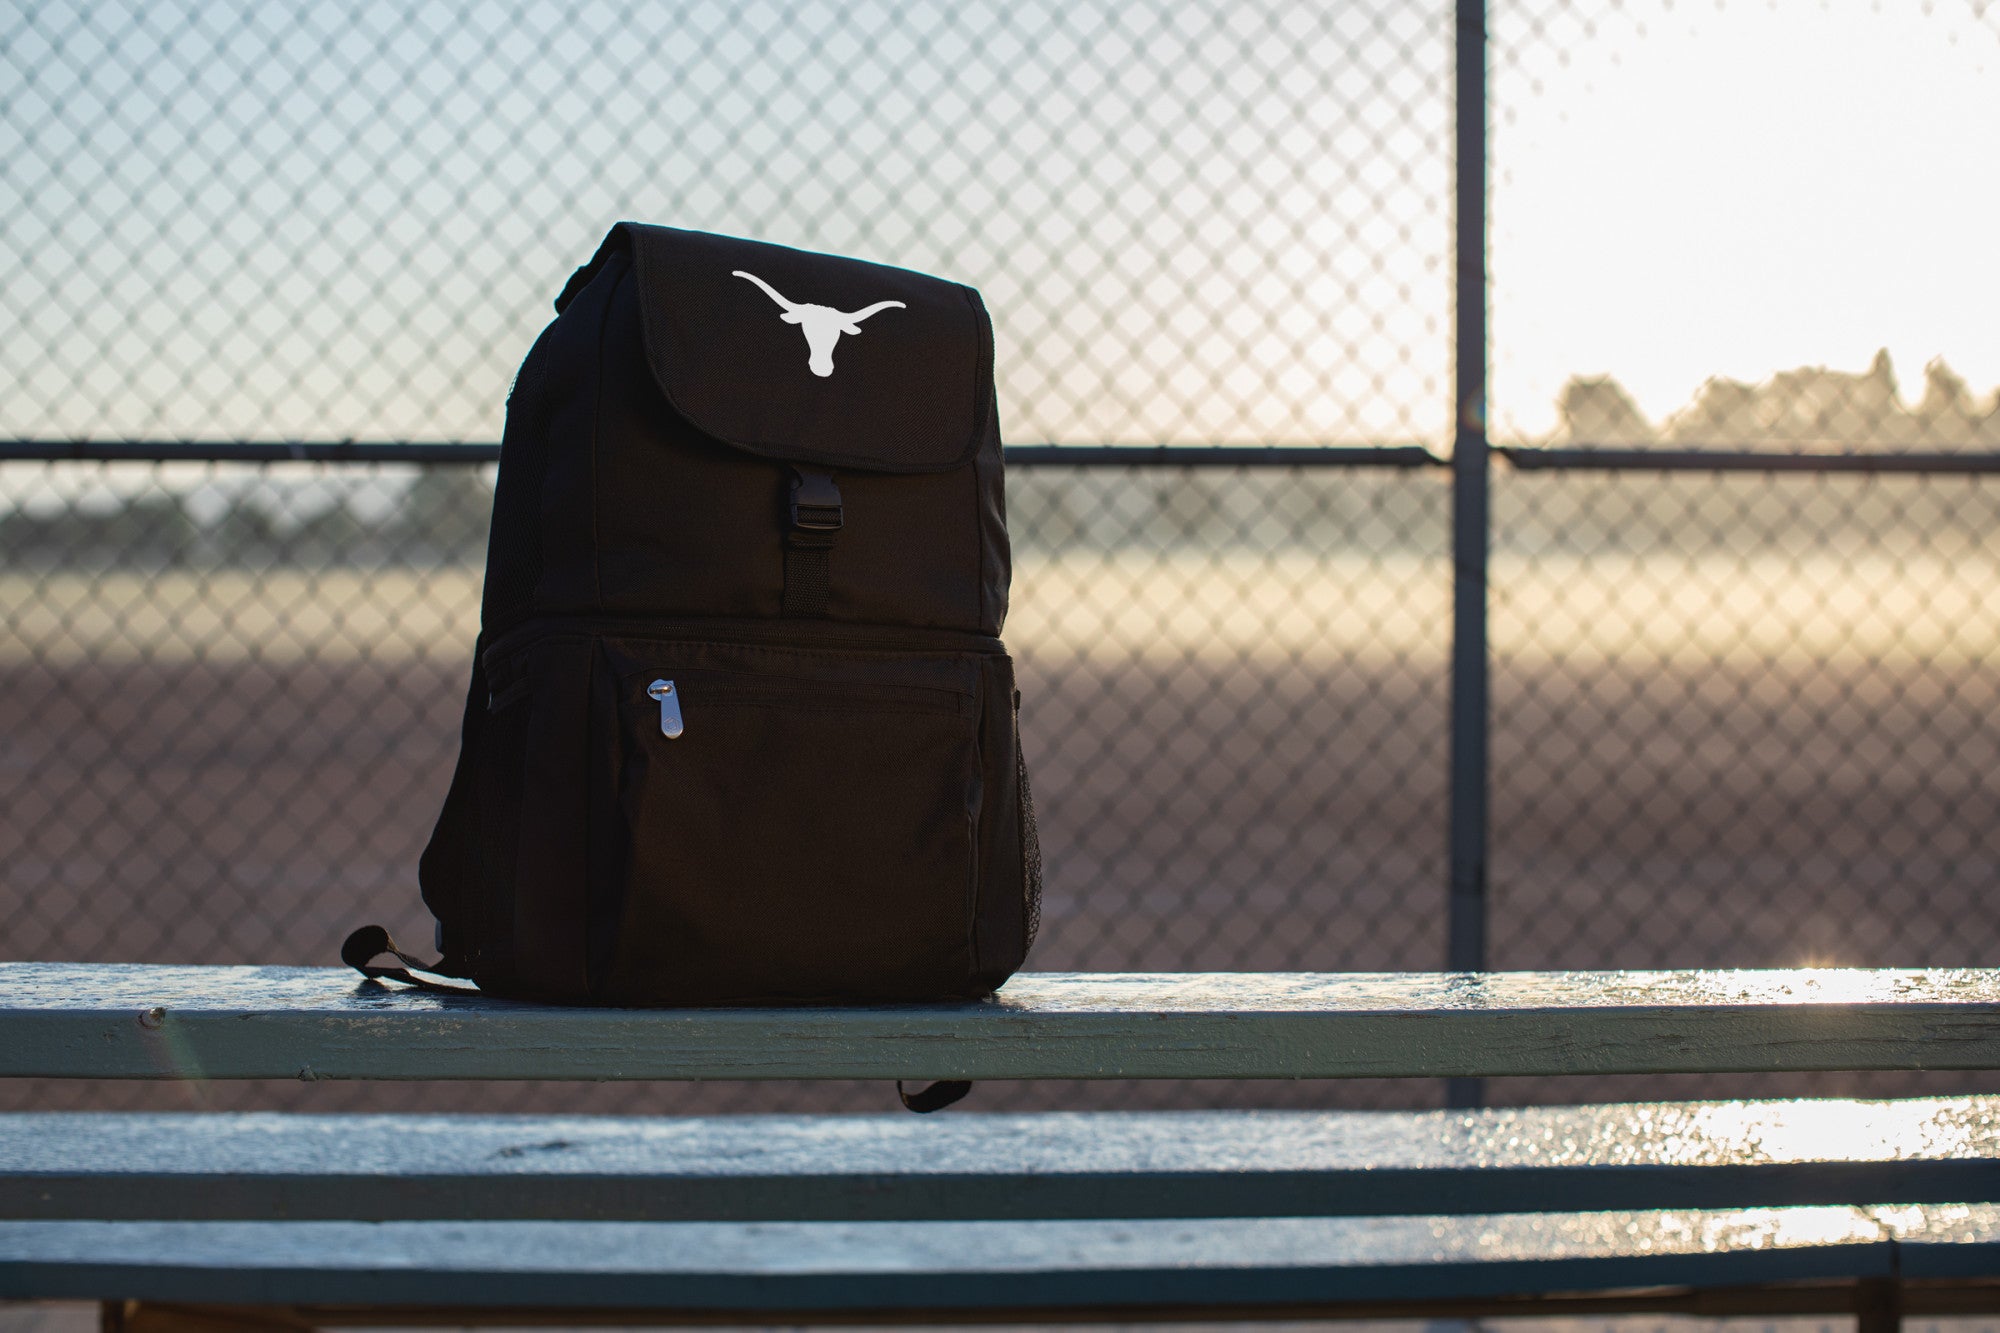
[{"left": 352, "top": 223, "right": 1040, "bottom": 1007}]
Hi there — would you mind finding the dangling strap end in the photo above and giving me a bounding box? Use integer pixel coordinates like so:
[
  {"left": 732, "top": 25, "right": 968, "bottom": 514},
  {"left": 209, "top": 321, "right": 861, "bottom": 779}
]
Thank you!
[
  {"left": 341, "top": 924, "right": 482, "bottom": 997},
  {"left": 897, "top": 1079, "right": 973, "bottom": 1113}
]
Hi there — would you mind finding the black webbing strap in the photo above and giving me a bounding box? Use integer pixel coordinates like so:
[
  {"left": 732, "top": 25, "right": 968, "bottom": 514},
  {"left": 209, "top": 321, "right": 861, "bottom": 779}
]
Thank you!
[
  {"left": 896, "top": 1079, "right": 973, "bottom": 1113},
  {"left": 341, "top": 924, "right": 482, "bottom": 997},
  {"left": 783, "top": 468, "right": 841, "bottom": 617}
]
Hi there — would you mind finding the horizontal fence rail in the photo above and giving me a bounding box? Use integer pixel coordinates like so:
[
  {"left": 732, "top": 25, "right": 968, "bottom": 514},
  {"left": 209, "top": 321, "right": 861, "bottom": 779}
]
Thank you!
[
  {"left": 0, "top": 441, "right": 1443, "bottom": 467},
  {"left": 1503, "top": 448, "right": 2000, "bottom": 475},
  {"left": 10, "top": 441, "right": 1998, "bottom": 474}
]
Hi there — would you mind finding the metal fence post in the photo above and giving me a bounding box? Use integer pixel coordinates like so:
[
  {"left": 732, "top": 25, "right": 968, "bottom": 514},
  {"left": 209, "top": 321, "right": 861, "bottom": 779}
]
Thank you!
[{"left": 1446, "top": 0, "right": 1491, "bottom": 1111}]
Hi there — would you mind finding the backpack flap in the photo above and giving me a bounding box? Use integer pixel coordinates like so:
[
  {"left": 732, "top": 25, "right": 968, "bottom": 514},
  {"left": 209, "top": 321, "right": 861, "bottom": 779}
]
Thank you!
[{"left": 564, "top": 222, "right": 993, "bottom": 475}]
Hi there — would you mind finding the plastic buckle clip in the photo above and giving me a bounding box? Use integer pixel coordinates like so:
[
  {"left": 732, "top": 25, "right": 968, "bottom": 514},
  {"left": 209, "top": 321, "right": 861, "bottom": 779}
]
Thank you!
[{"left": 790, "top": 468, "right": 843, "bottom": 532}]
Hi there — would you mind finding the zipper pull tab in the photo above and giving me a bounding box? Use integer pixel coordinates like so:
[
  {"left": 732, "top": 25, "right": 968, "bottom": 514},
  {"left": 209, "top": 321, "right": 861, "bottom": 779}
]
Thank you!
[{"left": 647, "top": 679, "right": 684, "bottom": 739}]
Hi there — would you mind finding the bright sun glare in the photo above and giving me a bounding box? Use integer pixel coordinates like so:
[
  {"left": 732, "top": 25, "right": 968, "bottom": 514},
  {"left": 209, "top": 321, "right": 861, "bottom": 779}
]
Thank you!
[{"left": 1494, "top": 4, "right": 2000, "bottom": 440}]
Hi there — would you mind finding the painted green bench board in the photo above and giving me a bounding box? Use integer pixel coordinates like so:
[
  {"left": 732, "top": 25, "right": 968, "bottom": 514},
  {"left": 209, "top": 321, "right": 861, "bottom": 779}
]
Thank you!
[
  {"left": 7, "top": 963, "right": 2000, "bottom": 1081},
  {"left": 1883, "top": 1203, "right": 2000, "bottom": 1278},
  {"left": 0, "top": 1206, "right": 1927, "bottom": 1311},
  {"left": 7, "top": 1098, "right": 2000, "bottom": 1223}
]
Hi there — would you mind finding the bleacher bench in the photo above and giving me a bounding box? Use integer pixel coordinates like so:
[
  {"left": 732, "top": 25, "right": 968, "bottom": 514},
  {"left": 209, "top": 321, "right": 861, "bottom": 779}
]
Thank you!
[{"left": 5, "top": 962, "right": 2000, "bottom": 1330}]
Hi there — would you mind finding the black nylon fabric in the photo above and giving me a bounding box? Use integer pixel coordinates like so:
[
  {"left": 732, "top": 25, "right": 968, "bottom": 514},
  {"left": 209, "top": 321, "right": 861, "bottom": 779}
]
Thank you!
[{"left": 412, "top": 225, "right": 1035, "bottom": 1010}]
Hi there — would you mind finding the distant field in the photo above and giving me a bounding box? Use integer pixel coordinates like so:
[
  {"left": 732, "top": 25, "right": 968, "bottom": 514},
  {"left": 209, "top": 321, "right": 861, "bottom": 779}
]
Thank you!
[
  {"left": 4, "top": 545, "right": 1998, "bottom": 1114},
  {"left": 5, "top": 548, "right": 1996, "bottom": 665},
  {"left": 0, "top": 568, "right": 484, "bottom": 664}
]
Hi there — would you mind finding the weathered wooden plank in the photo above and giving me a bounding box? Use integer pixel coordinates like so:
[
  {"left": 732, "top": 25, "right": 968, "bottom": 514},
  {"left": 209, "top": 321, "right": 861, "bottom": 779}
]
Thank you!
[
  {"left": 0, "top": 1209, "right": 1897, "bottom": 1310},
  {"left": 5, "top": 963, "right": 2000, "bottom": 1081},
  {"left": 7, "top": 1099, "right": 2000, "bottom": 1222},
  {"left": 1871, "top": 1202, "right": 2000, "bottom": 1279}
]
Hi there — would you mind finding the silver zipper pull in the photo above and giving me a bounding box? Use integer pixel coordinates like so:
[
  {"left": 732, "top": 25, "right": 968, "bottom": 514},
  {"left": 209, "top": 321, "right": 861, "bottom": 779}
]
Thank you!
[{"left": 647, "top": 679, "right": 684, "bottom": 739}]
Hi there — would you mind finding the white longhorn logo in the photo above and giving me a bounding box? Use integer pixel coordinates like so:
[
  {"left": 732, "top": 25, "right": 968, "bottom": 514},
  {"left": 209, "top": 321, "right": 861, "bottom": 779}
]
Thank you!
[{"left": 732, "top": 270, "right": 905, "bottom": 377}]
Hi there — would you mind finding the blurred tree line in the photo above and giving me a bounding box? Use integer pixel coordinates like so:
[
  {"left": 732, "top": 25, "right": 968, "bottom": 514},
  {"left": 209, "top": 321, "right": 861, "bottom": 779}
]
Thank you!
[
  {"left": 0, "top": 465, "right": 494, "bottom": 569},
  {"left": 3, "top": 458, "right": 1994, "bottom": 569}
]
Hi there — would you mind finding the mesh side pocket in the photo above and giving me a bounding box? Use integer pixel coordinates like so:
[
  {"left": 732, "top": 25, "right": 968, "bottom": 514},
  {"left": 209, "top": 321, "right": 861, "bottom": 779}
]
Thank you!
[{"left": 1016, "top": 711, "right": 1043, "bottom": 956}]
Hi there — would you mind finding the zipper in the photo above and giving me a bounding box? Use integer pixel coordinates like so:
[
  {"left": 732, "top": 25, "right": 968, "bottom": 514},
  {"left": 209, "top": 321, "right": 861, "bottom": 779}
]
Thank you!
[
  {"left": 647, "top": 679, "right": 686, "bottom": 738},
  {"left": 635, "top": 671, "right": 965, "bottom": 740},
  {"left": 484, "top": 612, "right": 1004, "bottom": 669}
]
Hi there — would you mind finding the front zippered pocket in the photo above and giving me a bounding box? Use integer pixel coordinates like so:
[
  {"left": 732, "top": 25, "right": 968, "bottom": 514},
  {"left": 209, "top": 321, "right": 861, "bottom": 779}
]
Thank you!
[
  {"left": 636, "top": 672, "right": 963, "bottom": 740},
  {"left": 588, "top": 638, "right": 987, "bottom": 1004}
]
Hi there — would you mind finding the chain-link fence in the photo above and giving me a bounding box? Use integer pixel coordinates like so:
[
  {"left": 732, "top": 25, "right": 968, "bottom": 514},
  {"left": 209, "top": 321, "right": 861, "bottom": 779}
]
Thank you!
[
  {"left": 0, "top": 453, "right": 1456, "bottom": 1113},
  {"left": 4, "top": 0, "right": 2000, "bottom": 1114}
]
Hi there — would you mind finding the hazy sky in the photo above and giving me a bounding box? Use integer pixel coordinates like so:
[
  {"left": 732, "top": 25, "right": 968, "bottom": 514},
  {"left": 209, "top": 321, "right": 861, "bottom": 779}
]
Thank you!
[
  {"left": 1, "top": 1, "right": 1993, "bottom": 447},
  {"left": 1492, "top": 2, "right": 2000, "bottom": 440}
]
